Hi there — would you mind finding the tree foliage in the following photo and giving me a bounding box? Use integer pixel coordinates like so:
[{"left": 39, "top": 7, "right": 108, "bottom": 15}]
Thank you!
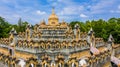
[
  {"left": 0, "top": 17, "right": 28, "bottom": 38},
  {"left": 0, "top": 17, "right": 11, "bottom": 37},
  {"left": 70, "top": 18, "right": 120, "bottom": 43}
]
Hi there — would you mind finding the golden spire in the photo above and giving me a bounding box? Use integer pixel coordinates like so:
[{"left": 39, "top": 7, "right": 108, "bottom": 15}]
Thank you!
[
  {"left": 52, "top": 7, "right": 55, "bottom": 14},
  {"left": 48, "top": 7, "right": 59, "bottom": 25}
]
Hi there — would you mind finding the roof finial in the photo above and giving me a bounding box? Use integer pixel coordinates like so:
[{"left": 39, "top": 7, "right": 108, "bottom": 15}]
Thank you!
[
  {"left": 52, "top": 7, "right": 55, "bottom": 14},
  {"left": 62, "top": 19, "right": 65, "bottom": 22},
  {"left": 108, "top": 34, "right": 114, "bottom": 43}
]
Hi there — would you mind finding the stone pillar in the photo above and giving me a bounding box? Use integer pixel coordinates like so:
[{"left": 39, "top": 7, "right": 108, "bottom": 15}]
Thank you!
[
  {"left": 74, "top": 24, "right": 80, "bottom": 41},
  {"left": 107, "top": 34, "right": 114, "bottom": 56}
]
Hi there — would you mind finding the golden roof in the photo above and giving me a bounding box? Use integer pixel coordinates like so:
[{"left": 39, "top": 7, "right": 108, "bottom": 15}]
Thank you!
[
  {"left": 70, "top": 50, "right": 91, "bottom": 59},
  {"left": 48, "top": 8, "right": 58, "bottom": 20},
  {"left": 15, "top": 51, "right": 34, "bottom": 60},
  {"left": 40, "top": 20, "right": 46, "bottom": 25},
  {"left": 98, "top": 47, "right": 108, "bottom": 52},
  {"left": 0, "top": 48, "right": 9, "bottom": 55}
]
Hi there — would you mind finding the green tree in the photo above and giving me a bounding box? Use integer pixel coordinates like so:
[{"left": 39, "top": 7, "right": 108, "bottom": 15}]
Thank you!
[
  {"left": 69, "top": 18, "right": 120, "bottom": 43},
  {"left": 17, "top": 18, "right": 28, "bottom": 32},
  {"left": 0, "top": 17, "right": 11, "bottom": 37}
]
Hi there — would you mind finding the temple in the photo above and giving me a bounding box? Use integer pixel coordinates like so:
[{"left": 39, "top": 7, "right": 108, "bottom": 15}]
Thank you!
[{"left": 0, "top": 8, "right": 120, "bottom": 67}]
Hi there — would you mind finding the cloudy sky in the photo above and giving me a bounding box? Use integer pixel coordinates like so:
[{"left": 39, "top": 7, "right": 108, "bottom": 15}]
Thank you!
[{"left": 0, "top": 0, "right": 120, "bottom": 24}]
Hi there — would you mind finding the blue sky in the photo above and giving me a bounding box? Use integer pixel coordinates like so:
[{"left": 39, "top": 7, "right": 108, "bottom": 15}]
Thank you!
[{"left": 0, "top": 0, "right": 120, "bottom": 25}]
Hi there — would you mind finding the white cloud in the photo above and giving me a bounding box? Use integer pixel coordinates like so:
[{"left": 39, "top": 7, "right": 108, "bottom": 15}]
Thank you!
[
  {"left": 0, "top": 0, "right": 120, "bottom": 24},
  {"left": 57, "top": 0, "right": 74, "bottom": 5},
  {"left": 110, "top": 5, "right": 120, "bottom": 13},
  {"left": 110, "top": 10, "right": 120, "bottom": 13},
  {"left": 51, "top": 2, "right": 57, "bottom": 6},
  {"left": 91, "top": 0, "right": 115, "bottom": 14},
  {"left": 13, "top": 14, "right": 20, "bottom": 18},
  {"left": 59, "top": 6, "right": 84, "bottom": 15},
  {"left": 36, "top": 10, "right": 46, "bottom": 15},
  {"left": 0, "top": 0, "right": 14, "bottom": 3},
  {"left": 110, "top": 10, "right": 115, "bottom": 13},
  {"left": 80, "top": 14, "right": 88, "bottom": 18},
  {"left": 118, "top": 5, "right": 120, "bottom": 9},
  {"left": 116, "top": 10, "right": 120, "bottom": 13}
]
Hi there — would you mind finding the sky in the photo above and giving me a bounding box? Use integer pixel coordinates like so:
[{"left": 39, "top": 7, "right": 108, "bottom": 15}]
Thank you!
[{"left": 0, "top": 0, "right": 120, "bottom": 25}]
